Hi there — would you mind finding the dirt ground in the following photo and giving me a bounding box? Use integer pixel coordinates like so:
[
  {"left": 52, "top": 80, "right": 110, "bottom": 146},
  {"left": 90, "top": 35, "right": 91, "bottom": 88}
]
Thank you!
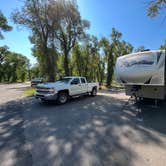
[
  {"left": 0, "top": 83, "right": 29, "bottom": 104},
  {"left": 0, "top": 83, "right": 166, "bottom": 166}
]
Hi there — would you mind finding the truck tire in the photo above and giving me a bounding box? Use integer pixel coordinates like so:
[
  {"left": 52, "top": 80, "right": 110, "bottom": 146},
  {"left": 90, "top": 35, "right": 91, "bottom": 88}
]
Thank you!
[
  {"left": 57, "top": 92, "right": 68, "bottom": 104},
  {"left": 91, "top": 87, "right": 97, "bottom": 97}
]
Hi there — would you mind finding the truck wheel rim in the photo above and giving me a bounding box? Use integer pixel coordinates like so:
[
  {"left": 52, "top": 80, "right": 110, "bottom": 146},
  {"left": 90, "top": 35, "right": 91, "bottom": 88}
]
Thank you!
[
  {"left": 60, "top": 95, "right": 67, "bottom": 103},
  {"left": 93, "top": 89, "right": 97, "bottom": 95}
]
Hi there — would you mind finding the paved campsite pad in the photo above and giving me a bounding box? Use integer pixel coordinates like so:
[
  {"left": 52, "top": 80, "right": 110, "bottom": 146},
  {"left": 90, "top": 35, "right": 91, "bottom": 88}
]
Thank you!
[{"left": 0, "top": 83, "right": 166, "bottom": 166}]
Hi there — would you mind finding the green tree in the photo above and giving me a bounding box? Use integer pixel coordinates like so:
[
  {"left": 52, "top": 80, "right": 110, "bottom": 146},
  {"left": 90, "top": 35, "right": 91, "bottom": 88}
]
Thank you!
[
  {"left": 116, "top": 41, "right": 133, "bottom": 57},
  {"left": 0, "top": 10, "right": 12, "bottom": 39},
  {"left": 148, "top": 0, "right": 166, "bottom": 17},
  {"left": 16, "top": 55, "right": 30, "bottom": 82},
  {"left": 100, "top": 28, "right": 133, "bottom": 87},
  {"left": 89, "top": 36, "right": 103, "bottom": 82},
  {"left": 71, "top": 42, "right": 83, "bottom": 76},
  {"left": 12, "top": 0, "right": 89, "bottom": 79},
  {"left": 54, "top": 0, "right": 90, "bottom": 76},
  {"left": 135, "top": 46, "right": 147, "bottom": 52},
  {"left": 2, "top": 52, "right": 29, "bottom": 82},
  {"left": 12, "top": 0, "right": 58, "bottom": 81},
  {"left": 30, "top": 64, "right": 41, "bottom": 79},
  {"left": 0, "top": 46, "right": 9, "bottom": 82},
  {"left": 71, "top": 35, "right": 105, "bottom": 83},
  {"left": 160, "top": 40, "right": 166, "bottom": 49},
  {"left": 99, "top": 37, "right": 112, "bottom": 86},
  {"left": 0, "top": 45, "right": 9, "bottom": 64}
]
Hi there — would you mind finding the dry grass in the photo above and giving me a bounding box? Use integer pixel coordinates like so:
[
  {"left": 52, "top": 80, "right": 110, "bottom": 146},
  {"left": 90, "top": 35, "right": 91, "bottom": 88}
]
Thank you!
[{"left": 23, "top": 87, "right": 35, "bottom": 96}]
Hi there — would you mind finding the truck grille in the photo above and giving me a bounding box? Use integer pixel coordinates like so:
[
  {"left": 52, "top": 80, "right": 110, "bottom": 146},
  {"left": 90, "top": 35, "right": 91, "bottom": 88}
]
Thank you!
[{"left": 36, "top": 88, "right": 51, "bottom": 94}]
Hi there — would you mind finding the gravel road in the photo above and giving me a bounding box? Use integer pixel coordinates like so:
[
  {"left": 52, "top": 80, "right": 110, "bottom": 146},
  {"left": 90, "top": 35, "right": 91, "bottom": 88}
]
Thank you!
[
  {"left": 0, "top": 83, "right": 30, "bottom": 104},
  {"left": 0, "top": 83, "right": 166, "bottom": 166}
]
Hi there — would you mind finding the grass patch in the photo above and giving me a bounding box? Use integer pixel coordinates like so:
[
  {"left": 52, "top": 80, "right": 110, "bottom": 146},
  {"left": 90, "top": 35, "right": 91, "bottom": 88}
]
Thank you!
[
  {"left": 100, "top": 80, "right": 123, "bottom": 89},
  {"left": 111, "top": 80, "right": 123, "bottom": 88},
  {"left": 23, "top": 87, "right": 35, "bottom": 96}
]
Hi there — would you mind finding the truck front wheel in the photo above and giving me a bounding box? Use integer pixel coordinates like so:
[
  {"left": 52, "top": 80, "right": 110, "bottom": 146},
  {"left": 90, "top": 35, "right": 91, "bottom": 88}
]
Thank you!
[
  {"left": 57, "top": 92, "right": 68, "bottom": 104},
  {"left": 91, "top": 87, "right": 97, "bottom": 97}
]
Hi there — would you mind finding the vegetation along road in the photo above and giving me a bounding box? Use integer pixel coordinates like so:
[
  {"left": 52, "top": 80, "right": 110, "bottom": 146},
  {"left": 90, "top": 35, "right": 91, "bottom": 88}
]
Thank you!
[{"left": 0, "top": 83, "right": 166, "bottom": 166}]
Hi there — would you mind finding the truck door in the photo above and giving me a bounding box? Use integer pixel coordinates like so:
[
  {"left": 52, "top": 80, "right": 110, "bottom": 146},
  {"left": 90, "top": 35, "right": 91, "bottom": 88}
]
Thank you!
[
  {"left": 70, "top": 78, "right": 82, "bottom": 95},
  {"left": 81, "top": 77, "right": 88, "bottom": 93}
]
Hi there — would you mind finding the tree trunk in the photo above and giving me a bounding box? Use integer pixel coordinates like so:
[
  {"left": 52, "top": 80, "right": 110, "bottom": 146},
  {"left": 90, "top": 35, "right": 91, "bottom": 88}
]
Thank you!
[
  {"left": 107, "top": 49, "right": 114, "bottom": 87},
  {"left": 64, "top": 50, "right": 69, "bottom": 76},
  {"left": 107, "top": 62, "right": 111, "bottom": 87},
  {"left": 43, "top": 43, "right": 55, "bottom": 82},
  {"left": 28, "top": 69, "right": 31, "bottom": 81},
  {"left": 0, "top": 66, "right": 2, "bottom": 82},
  {"left": 47, "top": 54, "right": 55, "bottom": 82}
]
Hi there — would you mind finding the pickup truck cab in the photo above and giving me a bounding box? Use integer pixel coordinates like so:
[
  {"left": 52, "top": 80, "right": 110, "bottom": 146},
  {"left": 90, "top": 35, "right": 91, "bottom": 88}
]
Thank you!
[{"left": 34, "top": 76, "right": 99, "bottom": 104}]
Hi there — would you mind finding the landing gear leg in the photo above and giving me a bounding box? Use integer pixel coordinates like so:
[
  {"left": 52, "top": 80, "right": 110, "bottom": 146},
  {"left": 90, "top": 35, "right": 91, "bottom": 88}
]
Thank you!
[{"left": 154, "top": 99, "right": 158, "bottom": 108}]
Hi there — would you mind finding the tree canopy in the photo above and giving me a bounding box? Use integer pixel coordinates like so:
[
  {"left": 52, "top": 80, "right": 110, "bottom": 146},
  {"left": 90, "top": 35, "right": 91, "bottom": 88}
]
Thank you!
[
  {"left": 0, "top": 48, "right": 30, "bottom": 82},
  {"left": 12, "top": 0, "right": 89, "bottom": 81}
]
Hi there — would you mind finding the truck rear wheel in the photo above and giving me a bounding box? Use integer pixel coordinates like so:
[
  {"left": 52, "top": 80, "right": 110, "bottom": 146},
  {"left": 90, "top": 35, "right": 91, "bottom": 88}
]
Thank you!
[
  {"left": 91, "top": 87, "right": 97, "bottom": 97},
  {"left": 57, "top": 92, "right": 68, "bottom": 104}
]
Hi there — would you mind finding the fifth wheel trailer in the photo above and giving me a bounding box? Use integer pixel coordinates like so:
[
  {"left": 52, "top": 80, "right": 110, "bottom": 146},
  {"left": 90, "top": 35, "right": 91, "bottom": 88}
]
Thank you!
[{"left": 114, "top": 50, "right": 166, "bottom": 99}]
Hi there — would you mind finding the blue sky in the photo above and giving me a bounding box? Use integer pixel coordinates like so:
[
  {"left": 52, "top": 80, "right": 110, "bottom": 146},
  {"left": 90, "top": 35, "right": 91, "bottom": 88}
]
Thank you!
[{"left": 0, "top": 0, "right": 166, "bottom": 64}]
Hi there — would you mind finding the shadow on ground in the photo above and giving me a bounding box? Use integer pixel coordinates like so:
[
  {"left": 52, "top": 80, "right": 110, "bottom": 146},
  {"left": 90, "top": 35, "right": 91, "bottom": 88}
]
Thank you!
[
  {"left": 0, "top": 91, "right": 166, "bottom": 166},
  {"left": 129, "top": 98, "right": 166, "bottom": 135},
  {"left": 0, "top": 100, "right": 32, "bottom": 166}
]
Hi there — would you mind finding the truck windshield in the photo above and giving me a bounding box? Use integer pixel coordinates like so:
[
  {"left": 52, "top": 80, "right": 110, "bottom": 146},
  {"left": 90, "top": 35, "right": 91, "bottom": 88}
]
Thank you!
[{"left": 56, "top": 78, "right": 72, "bottom": 83}]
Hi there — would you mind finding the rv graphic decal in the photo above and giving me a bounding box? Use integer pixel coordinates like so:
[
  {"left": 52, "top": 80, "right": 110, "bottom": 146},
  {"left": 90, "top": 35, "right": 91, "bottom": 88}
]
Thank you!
[{"left": 115, "top": 50, "right": 165, "bottom": 86}]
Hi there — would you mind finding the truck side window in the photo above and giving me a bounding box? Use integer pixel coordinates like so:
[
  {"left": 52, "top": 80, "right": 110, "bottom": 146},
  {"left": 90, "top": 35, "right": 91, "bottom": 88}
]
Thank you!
[
  {"left": 71, "top": 78, "right": 80, "bottom": 85},
  {"left": 81, "top": 78, "right": 86, "bottom": 84}
]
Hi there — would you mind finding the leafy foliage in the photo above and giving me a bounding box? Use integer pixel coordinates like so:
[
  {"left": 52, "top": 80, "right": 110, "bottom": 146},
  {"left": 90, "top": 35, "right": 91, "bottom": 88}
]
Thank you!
[
  {"left": 0, "top": 10, "right": 12, "bottom": 39},
  {"left": 0, "top": 49, "right": 30, "bottom": 83},
  {"left": 160, "top": 40, "right": 166, "bottom": 49},
  {"left": 30, "top": 28, "right": 133, "bottom": 86},
  {"left": 54, "top": 0, "right": 90, "bottom": 75},
  {"left": 135, "top": 46, "right": 147, "bottom": 52},
  {"left": 12, "top": 0, "right": 59, "bottom": 81},
  {"left": 148, "top": 0, "right": 166, "bottom": 17},
  {"left": 12, "top": 0, "right": 89, "bottom": 80},
  {"left": 99, "top": 28, "right": 133, "bottom": 87}
]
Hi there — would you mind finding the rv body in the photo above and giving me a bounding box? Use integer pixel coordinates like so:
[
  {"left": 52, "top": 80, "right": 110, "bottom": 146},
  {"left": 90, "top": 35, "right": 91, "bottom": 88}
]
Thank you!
[{"left": 114, "top": 50, "right": 166, "bottom": 99}]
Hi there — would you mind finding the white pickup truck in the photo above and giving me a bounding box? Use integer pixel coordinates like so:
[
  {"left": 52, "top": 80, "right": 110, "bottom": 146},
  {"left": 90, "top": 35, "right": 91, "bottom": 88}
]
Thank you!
[{"left": 34, "top": 76, "right": 99, "bottom": 104}]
